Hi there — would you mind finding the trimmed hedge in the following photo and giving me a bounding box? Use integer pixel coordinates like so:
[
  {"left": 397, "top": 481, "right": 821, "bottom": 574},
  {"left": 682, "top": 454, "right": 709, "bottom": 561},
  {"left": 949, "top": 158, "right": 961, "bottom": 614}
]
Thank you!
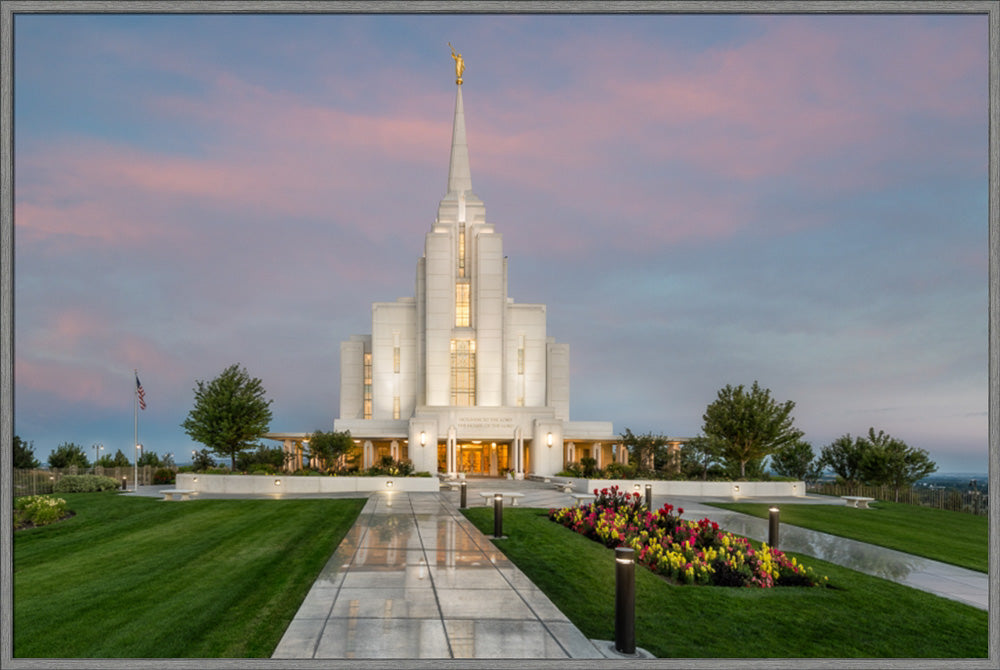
[{"left": 53, "top": 475, "right": 122, "bottom": 493}]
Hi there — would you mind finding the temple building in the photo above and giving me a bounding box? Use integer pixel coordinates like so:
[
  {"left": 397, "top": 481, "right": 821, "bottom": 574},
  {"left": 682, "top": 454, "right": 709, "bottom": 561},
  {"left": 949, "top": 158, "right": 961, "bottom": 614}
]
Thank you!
[{"left": 272, "top": 58, "right": 625, "bottom": 477}]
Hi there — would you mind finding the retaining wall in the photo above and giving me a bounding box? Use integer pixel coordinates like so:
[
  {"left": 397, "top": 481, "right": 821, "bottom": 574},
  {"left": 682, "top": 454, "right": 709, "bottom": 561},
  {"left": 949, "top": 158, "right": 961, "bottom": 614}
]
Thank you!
[
  {"left": 175, "top": 473, "right": 440, "bottom": 495},
  {"left": 559, "top": 478, "right": 806, "bottom": 498}
]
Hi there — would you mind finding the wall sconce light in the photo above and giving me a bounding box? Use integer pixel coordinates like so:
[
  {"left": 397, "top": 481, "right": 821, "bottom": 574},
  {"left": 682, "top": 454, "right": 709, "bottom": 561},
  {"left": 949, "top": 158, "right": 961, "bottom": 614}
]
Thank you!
[
  {"left": 386, "top": 480, "right": 394, "bottom": 488},
  {"left": 193, "top": 477, "right": 198, "bottom": 483},
  {"left": 274, "top": 479, "right": 281, "bottom": 486},
  {"left": 420, "top": 431, "right": 427, "bottom": 446},
  {"left": 547, "top": 432, "right": 553, "bottom": 447}
]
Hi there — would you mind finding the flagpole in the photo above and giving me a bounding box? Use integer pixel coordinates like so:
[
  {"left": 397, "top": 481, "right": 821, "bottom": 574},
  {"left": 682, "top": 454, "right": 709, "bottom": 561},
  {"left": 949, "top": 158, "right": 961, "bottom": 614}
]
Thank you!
[{"left": 134, "top": 369, "right": 138, "bottom": 492}]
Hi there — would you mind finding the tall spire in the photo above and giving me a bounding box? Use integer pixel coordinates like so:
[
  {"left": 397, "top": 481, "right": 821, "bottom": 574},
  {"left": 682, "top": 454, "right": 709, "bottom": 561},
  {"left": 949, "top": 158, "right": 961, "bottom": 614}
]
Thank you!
[{"left": 446, "top": 79, "right": 473, "bottom": 195}]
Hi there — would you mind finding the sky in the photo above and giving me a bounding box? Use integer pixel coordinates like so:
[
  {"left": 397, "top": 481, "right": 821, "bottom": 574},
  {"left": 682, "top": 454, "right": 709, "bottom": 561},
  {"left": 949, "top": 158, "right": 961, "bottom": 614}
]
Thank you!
[{"left": 10, "top": 11, "right": 991, "bottom": 473}]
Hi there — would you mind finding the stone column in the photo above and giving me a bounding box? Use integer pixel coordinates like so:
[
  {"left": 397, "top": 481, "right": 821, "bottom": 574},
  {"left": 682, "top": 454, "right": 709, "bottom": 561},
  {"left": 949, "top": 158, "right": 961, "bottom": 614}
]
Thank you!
[
  {"left": 447, "top": 426, "right": 457, "bottom": 476},
  {"left": 363, "top": 440, "right": 374, "bottom": 469},
  {"left": 390, "top": 440, "right": 399, "bottom": 461},
  {"left": 594, "top": 442, "right": 602, "bottom": 469}
]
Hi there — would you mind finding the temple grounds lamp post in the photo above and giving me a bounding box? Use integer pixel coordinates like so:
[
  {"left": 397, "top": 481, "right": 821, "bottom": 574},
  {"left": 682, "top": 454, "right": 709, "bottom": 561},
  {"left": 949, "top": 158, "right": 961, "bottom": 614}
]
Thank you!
[
  {"left": 460, "top": 480, "right": 467, "bottom": 508},
  {"left": 645, "top": 484, "right": 652, "bottom": 509},
  {"left": 92, "top": 444, "right": 104, "bottom": 472},
  {"left": 769, "top": 507, "right": 780, "bottom": 549},
  {"left": 615, "top": 547, "right": 636, "bottom": 655}
]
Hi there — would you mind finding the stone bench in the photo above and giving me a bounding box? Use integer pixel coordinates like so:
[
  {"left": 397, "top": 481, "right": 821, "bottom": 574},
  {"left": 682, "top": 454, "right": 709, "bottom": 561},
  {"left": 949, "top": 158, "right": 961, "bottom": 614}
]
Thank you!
[
  {"left": 479, "top": 492, "right": 525, "bottom": 507},
  {"left": 553, "top": 480, "right": 574, "bottom": 493},
  {"left": 160, "top": 489, "right": 196, "bottom": 501},
  {"left": 842, "top": 495, "right": 876, "bottom": 509},
  {"left": 569, "top": 493, "right": 596, "bottom": 506}
]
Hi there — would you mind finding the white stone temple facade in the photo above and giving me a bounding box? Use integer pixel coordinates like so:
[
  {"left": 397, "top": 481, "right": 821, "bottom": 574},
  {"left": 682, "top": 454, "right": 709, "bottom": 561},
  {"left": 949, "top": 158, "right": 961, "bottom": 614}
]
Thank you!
[{"left": 273, "top": 72, "right": 623, "bottom": 478}]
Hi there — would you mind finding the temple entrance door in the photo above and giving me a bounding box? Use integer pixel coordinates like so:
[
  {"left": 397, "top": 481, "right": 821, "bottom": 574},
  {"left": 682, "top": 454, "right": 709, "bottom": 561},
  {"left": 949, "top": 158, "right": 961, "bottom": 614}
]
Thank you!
[{"left": 456, "top": 442, "right": 509, "bottom": 477}]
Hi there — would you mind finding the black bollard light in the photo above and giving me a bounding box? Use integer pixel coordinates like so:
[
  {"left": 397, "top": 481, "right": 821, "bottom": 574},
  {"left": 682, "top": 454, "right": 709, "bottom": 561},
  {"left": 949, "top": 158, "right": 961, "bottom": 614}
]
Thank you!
[
  {"left": 644, "top": 484, "right": 652, "bottom": 509},
  {"left": 460, "top": 481, "right": 467, "bottom": 509},
  {"left": 768, "top": 507, "right": 780, "bottom": 549},
  {"left": 493, "top": 493, "right": 504, "bottom": 538},
  {"left": 614, "top": 547, "right": 636, "bottom": 655},
  {"left": 122, "top": 476, "right": 127, "bottom": 491}
]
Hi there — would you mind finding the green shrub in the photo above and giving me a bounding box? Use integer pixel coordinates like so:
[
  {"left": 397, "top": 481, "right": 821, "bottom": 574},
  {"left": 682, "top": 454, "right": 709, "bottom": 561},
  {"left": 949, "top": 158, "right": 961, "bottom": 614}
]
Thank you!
[
  {"left": 414, "top": 471, "right": 432, "bottom": 477},
  {"left": 14, "top": 495, "right": 69, "bottom": 528},
  {"left": 364, "top": 456, "right": 414, "bottom": 477},
  {"left": 602, "top": 462, "right": 638, "bottom": 480},
  {"left": 53, "top": 475, "right": 121, "bottom": 493},
  {"left": 152, "top": 468, "right": 176, "bottom": 485}
]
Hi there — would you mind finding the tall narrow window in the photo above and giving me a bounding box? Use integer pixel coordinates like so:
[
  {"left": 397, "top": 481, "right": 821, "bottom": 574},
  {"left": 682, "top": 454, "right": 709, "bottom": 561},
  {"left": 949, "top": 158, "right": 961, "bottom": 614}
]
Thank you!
[
  {"left": 393, "top": 346, "right": 400, "bottom": 373},
  {"left": 455, "top": 282, "right": 470, "bottom": 327},
  {"left": 458, "top": 223, "right": 466, "bottom": 278},
  {"left": 450, "top": 339, "right": 476, "bottom": 406},
  {"left": 363, "top": 352, "right": 373, "bottom": 419},
  {"left": 517, "top": 335, "right": 525, "bottom": 374}
]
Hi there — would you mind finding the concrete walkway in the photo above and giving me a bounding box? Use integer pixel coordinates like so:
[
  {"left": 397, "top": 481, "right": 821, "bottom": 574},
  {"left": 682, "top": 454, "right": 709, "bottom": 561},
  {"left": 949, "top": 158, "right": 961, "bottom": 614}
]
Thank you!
[{"left": 270, "top": 489, "right": 623, "bottom": 659}]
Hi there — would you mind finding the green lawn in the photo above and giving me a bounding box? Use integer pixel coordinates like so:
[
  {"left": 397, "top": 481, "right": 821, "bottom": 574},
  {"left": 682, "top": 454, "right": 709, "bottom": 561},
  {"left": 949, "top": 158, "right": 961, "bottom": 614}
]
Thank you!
[
  {"left": 706, "top": 501, "right": 988, "bottom": 573},
  {"left": 14, "top": 492, "right": 366, "bottom": 658},
  {"left": 462, "top": 507, "right": 987, "bottom": 658}
]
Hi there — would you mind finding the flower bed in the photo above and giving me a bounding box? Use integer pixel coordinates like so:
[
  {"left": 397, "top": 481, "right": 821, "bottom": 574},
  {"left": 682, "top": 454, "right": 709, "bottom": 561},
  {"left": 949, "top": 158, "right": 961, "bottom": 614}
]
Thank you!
[
  {"left": 549, "top": 486, "right": 827, "bottom": 588},
  {"left": 14, "top": 494, "right": 72, "bottom": 530}
]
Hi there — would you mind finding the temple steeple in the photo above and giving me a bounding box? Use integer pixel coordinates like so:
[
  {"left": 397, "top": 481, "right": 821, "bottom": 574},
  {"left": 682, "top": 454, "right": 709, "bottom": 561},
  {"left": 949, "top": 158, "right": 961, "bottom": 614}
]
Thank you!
[{"left": 446, "top": 85, "right": 473, "bottom": 196}]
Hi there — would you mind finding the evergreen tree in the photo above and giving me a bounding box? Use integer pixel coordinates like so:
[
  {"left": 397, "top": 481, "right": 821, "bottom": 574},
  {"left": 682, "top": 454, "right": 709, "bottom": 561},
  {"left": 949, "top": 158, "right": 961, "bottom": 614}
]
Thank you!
[
  {"left": 96, "top": 449, "right": 132, "bottom": 468},
  {"left": 48, "top": 442, "right": 90, "bottom": 469},
  {"left": 13, "top": 435, "right": 40, "bottom": 469},
  {"left": 181, "top": 363, "right": 273, "bottom": 470},
  {"left": 702, "top": 381, "right": 803, "bottom": 479}
]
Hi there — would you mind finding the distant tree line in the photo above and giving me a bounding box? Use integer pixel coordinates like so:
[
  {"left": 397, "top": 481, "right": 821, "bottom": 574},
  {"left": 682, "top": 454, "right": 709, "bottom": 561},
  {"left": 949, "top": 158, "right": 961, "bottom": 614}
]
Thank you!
[
  {"left": 618, "top": 381, "right": 937, "bottom": 501},
  {"left": 13, "top": 436, "right": 176, "bottom": 470}
]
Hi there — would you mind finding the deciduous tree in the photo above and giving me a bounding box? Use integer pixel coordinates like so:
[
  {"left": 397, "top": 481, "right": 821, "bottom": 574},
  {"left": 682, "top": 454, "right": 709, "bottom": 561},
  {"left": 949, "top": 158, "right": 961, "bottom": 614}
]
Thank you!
[
  {"left": 620, "top": 428, "right": 673, "bottom": 473},
  {"left": 858, "top": 427, "right": 937, "bottom": 502},
  {"left": 306, "top": 430, "right": 353, "bottom": 472},
  {"left": 702, "top": 381, "right": 803, "bottom": 479},
  {"left": 819, "top": 434, "right": 865, "bottom": 492},
  {"left": 181, "top": 363, "right": 273, "bottom": 470},
  {"left": 770, "top": 439, "right": 822, "bottom": 482},
  {"left": 680, "top": 435, "right": 725, "bottom": 481}
]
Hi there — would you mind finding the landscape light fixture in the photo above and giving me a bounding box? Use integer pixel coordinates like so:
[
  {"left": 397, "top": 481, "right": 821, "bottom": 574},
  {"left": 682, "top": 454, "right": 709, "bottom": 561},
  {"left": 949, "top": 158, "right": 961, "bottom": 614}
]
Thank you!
[
  {"left": 768, "top": 507, "right": 780, "bottom": 549},
  {"left": 386, "top": 480, "right": 394, "bottom": 488},
  {"left": 615, "top": 547, "right": 636, "bottom": 655}
]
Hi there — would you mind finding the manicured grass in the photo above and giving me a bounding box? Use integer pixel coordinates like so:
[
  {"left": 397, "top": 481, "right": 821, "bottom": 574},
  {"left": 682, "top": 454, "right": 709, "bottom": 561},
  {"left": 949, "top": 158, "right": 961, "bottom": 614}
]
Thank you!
[
  {"left": 706, "top": 501, "right": 988, "bottom": 573},
  {"left": 14, "top": 492, "right": 366, "bottom": 658},
  {"left": 462, "top": 507, "right": 987, "bottom": 658}
]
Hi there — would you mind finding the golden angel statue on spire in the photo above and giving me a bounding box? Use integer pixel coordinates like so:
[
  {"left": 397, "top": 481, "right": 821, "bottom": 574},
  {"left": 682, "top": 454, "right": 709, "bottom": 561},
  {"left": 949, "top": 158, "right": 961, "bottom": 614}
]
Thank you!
[{"left": 449, "top": 42, "right": 465, "bottom": 85}]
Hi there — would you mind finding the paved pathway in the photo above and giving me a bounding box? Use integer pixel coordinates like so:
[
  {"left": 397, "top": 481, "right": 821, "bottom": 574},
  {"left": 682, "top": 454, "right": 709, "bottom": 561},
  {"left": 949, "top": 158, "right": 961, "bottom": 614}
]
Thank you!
[{"left": 271, "top": 488, "right": 618, "bottom": 659}]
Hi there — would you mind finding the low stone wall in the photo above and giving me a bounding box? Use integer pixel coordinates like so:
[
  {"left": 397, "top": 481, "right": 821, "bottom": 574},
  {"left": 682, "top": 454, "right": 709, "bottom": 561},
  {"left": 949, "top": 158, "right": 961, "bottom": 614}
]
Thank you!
[
  {"left": 176, "top": 473, "right": 440, "bottom": 495},
  {"left": 559, "top": 478, "right": 806, "bottom": 499}
]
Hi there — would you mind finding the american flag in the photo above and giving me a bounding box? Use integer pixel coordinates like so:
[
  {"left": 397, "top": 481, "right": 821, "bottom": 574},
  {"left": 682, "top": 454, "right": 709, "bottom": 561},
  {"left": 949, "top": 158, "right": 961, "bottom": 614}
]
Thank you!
[{"left": 136, "top": 374, "right": 147, "bottom": 411}]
